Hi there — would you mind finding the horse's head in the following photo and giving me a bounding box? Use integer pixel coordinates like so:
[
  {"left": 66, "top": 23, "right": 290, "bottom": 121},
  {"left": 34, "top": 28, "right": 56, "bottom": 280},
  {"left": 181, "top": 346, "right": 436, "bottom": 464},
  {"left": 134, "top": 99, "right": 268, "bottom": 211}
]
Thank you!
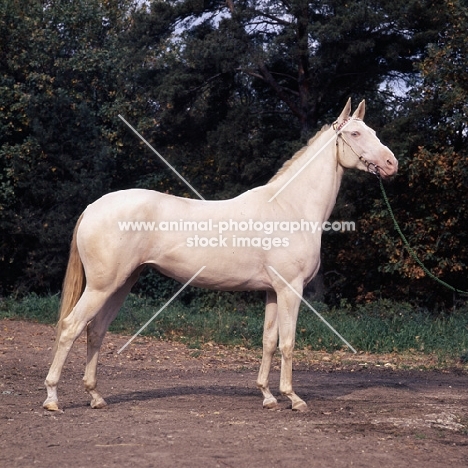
[{"left": 333, "top": 99, "right": 398, "bottom": 179}]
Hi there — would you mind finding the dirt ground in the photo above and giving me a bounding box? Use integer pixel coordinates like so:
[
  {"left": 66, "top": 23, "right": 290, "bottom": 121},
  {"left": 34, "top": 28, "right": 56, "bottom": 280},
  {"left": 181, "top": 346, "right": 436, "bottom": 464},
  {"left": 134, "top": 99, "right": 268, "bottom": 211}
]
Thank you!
[{"left": 1, "top": 319, "right": 467, "bottom": 467}]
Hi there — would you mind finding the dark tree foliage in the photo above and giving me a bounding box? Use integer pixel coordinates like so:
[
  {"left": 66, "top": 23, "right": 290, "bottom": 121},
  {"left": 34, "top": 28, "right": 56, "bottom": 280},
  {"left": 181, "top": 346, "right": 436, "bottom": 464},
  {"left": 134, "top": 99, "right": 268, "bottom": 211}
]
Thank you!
[
  {"left": 136, "top": 0, "right": 451, "bottom": 304},
  {"left": 0, "top": 0, "right": 465, "bottom": 307},
  {"left": 359, "top": 0, "right": 468, "bottom": 303},
  {"left": 0, "top": 0, "right": 141, "bottom": 292}
]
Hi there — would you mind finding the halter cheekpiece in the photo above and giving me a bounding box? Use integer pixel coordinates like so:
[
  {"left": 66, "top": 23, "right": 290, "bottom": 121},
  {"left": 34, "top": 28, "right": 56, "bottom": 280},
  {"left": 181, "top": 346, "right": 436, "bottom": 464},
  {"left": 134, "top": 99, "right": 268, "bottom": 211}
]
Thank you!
[{"left": 333, "top": 118, "right": 380, "bottom": 177}]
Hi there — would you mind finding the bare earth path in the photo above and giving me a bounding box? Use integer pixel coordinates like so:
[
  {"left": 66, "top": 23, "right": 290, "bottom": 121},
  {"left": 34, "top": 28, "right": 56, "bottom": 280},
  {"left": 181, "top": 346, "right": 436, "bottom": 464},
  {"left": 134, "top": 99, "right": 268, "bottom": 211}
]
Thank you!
[{"left": 1, "top": 319, "right": 467, "bottom": 467}]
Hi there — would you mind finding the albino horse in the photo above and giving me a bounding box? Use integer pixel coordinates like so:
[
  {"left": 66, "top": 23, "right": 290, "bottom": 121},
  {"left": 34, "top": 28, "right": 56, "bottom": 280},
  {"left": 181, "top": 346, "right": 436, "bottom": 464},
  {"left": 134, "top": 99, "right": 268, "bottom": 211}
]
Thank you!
[{"left": 43, "top": 99, "right": 397, "bottom": 412}]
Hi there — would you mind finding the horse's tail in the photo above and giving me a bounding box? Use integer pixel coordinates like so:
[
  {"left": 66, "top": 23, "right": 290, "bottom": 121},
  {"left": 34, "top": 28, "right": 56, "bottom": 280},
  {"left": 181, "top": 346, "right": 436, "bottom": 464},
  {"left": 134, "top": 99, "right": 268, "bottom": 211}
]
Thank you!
[{"left": 54, "top": 213, "right": 86, "bottom": 352}]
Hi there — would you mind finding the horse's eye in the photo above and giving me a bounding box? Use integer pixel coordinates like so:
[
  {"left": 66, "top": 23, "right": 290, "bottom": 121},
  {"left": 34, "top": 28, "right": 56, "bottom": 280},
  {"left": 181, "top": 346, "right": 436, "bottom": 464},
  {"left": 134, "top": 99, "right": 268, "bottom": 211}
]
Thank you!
[{"left": 351, "top": 131, "right": 359, "bottom": 137}]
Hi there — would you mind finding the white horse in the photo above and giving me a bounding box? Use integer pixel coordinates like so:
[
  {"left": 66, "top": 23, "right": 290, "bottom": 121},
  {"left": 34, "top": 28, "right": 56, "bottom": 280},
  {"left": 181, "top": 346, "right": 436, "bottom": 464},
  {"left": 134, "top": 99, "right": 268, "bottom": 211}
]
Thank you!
[{"left": 43, "top": 99, "right": 397, "bottom": 412}]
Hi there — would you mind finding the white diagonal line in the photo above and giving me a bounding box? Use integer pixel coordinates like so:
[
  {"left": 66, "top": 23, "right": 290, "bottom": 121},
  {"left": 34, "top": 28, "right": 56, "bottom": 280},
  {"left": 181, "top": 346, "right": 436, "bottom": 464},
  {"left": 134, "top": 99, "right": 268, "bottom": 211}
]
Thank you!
[
  {"left": 268, "top": 266, "right": 357, "bottom": 353},
  {"left": 117, "top": 266, "right": 206, "bottom": 354},
  {"left": 267, "top": 119, "right": 353, "bottom": 203},
  {"left": 118, "top": 114, "right": 205, "bottom": 200}
]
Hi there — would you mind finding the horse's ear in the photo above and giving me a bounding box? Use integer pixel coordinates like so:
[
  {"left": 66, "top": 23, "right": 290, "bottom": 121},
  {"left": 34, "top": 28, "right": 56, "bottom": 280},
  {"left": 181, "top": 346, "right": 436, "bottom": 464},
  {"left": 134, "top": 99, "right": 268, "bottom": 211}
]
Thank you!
[
  {"left": 352, "top": 100, "right": 366, "bottom": 120},
  {"left": 337, "top": 98, "right": 352, "bottom": 123}
]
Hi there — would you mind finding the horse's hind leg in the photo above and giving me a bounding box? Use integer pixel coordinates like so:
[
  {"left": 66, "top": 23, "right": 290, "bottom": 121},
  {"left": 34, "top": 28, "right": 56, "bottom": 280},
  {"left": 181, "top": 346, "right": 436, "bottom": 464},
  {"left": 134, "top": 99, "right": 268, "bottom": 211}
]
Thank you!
[
  {"left": 43, "top": 290, "right": 115, "bottom": 411},
  {"left": 257, "top": 290, "right": 279, "bottom": 409},
  {"left": 83, "top": 270, "right": 141, "bottom": 409},
  {"left": 83, "top": 308, "right": 119, "bottom": 409}
]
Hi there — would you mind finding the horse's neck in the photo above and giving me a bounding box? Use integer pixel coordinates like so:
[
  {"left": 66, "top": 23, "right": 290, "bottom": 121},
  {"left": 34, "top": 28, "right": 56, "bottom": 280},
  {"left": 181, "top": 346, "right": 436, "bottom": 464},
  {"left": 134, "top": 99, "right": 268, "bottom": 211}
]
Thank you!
[{"left": 268, "top": 129, "right": 343, "bottom": 222}]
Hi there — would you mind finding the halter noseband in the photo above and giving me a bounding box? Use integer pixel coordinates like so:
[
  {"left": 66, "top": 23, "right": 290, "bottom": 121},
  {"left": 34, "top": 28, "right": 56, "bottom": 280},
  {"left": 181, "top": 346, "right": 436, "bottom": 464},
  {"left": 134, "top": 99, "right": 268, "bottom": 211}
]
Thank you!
[{"left": 332, "top": 118, "right": 381, "bottom": 177}]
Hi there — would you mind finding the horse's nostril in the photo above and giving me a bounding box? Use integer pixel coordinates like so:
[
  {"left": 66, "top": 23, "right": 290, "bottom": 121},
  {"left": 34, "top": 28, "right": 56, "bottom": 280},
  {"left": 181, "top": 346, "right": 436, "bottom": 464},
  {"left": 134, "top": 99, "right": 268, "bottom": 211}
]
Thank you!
[{"left": 387, "top": 159, "right": 393, "bottom": 166}]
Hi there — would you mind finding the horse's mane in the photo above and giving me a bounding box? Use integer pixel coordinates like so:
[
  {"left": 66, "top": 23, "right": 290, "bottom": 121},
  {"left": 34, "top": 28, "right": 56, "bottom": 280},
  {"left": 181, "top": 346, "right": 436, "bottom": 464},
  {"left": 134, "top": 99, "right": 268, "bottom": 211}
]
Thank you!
[{"left": 268, "top": 124, "right": 331, "bottom": 183}]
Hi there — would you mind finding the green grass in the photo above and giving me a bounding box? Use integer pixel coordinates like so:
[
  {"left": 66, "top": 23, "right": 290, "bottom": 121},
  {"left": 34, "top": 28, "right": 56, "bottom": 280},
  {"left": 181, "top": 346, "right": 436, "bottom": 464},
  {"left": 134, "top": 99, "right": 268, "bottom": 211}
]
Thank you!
[
  {"left": 1, "top": 293, "right": 467, "bottom": 357},
  {"left": 0, "top": 293, "right": 59, "bottom": 324}
]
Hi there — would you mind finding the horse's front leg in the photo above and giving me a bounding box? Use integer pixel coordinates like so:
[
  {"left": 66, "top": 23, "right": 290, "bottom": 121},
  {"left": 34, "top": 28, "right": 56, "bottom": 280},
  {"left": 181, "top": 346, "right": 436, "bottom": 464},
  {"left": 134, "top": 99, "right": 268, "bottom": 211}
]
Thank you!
[
  {"left": 277, "top": 285, "right": 307, "bottom": 411},
  {"left": 257, "top": 290, "right": 279, "bottom": 409}
]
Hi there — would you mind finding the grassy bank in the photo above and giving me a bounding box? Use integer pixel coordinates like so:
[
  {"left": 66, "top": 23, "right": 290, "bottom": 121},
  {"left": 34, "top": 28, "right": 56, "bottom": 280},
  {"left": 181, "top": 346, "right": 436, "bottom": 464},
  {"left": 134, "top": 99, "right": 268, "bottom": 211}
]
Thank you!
[{"left": 1, "top": 293, "right": 467, "bottom": 358}]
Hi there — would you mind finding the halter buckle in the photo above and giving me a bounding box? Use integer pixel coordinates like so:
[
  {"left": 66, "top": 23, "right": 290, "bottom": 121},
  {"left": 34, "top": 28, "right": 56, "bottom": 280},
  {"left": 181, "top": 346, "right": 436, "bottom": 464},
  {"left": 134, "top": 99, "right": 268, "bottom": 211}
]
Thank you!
[{"left": 333, "top": 119, "right": 349, "bottom": 133}]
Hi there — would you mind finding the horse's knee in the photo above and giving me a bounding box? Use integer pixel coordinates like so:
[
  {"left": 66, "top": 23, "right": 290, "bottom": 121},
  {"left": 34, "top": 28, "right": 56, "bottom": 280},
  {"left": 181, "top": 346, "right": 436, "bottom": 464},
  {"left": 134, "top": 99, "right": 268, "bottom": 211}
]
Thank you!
[
  {"left": 279, "top": 340, "right": 295, "bottom": 360},
  {"left": 262, "top": 334, "right": 277, "bottom": 354}
]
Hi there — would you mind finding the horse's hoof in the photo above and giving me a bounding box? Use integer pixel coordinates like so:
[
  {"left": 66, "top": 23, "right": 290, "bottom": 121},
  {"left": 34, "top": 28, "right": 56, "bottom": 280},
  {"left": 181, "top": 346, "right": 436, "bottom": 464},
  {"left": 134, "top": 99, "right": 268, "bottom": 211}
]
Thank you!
[
  {"left": 263, "top": 397, "right": 279, "bottom": 410},
  {"left": 292, "top": 400, "right": 308, "bottom": 412},
  {"left": 91, "top": 397, "right": 107, "bottom": 409},
  {"left": 43, "top": 400, "right": 59, "bottom": 411}
]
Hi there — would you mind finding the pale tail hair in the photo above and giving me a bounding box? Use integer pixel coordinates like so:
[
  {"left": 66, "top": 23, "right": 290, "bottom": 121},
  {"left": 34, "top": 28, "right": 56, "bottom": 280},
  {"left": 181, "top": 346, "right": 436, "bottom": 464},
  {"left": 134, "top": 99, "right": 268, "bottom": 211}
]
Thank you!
[{"left": 54, "top": 214, "right": 86, "bottom": 352}]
